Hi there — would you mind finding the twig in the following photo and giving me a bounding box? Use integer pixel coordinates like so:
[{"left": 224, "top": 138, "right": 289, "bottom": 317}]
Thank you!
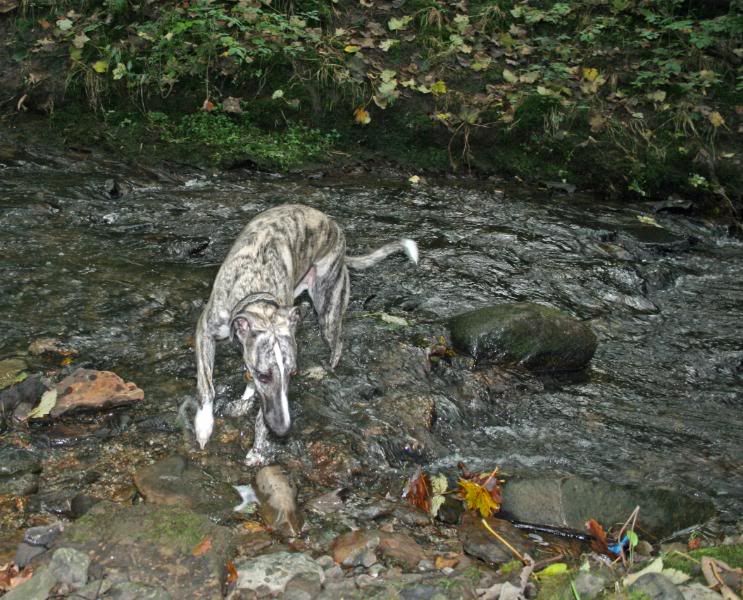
[{"left": 481, "top": 518, "right": 525, "bottom": 563}]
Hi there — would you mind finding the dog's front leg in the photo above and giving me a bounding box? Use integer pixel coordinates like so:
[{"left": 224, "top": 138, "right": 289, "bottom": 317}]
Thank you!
[
  {"left": 194, "top": 313, "right": 217, "bottom": 449},
  {"left": 245, "top": 408, "right": 274, "bottom": 466}
]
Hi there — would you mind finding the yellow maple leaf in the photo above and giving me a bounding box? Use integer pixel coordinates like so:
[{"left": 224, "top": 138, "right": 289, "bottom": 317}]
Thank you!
[
  {"left": 353, "top": 106, "right": 371, "bottom": 125},
  {"left": 582, "top": 67, "right": 599, "bottom": 82},
  {"left": 431, "top": 80, "right": 447, "bottom": 95},
  {"left": 458, "top": 479, "right": 500, "bottom": 518}
]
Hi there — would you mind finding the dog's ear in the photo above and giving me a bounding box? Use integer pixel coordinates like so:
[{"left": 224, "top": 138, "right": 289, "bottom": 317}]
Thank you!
[{"left": 231, "top": 312, "right": 260, "bottom": 343}]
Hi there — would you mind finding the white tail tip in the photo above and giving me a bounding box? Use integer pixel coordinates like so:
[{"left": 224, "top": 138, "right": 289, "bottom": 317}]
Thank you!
[{"left": 402, "top": 239, "right": 419, "bottom": 265}]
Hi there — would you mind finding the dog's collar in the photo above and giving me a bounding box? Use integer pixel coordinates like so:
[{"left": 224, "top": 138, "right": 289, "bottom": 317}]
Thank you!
[{"left": 231, "top": 291, "right": 281, "bottom": 319}]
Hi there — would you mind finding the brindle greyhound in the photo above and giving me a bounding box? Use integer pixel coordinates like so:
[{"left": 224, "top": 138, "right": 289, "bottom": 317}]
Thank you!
[{"left": 193, "top": 204, "right": 418, "bottom": 464}]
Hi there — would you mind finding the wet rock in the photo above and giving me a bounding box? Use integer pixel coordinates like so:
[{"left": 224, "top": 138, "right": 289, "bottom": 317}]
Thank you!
[
  {"left": 0, "top": 374, "right": 47, "bottom": 414},
  {"left": 331, "top": 529, "right": 426, "bottom": 571},
  {"left": 48, "top": 547, "right": 90, "bottom": 589},
  {"left": 332, "top": 529, "right": 382, "bottom": 567},
  {"left": 306, "top": 438, "right": 362, "bottom": 486},
  {"left": 448, "top": 303, "right": 597, "bottom": 371},
  {"left": 52, "top": 368, "right": 144, "bottom": 417},
  {"left": 133, "top": 454, "right": 241, "bottom": 517},
  {"left": 0, "top": 565, "right": 56, "bottom": 600},
  {"left": 0, "top": 358, "right": 27, "bottom": 390},
  {"left": 254, "top": 465, "right": 305, "bottom": 537},
  {"left": 28, "top": 337, "right": 78, "bottom": 358},
  {"left": 14, "top": 542, "right": 46, "bottom": 568},
  {"left": 622, "top": 224, "right": 692, "bottom": 253},
  {"left": 378, "top": 532, "right": 427, "bottom": 570},
  {"left": 306, "top": 488, "right": 348, "bottom": 515},
  {"left": 459, "top": 513, "right": 533, "bottom": 566},
  {"left": 103, "top": 581, "right": 173, "bottom": 599},
  {"left": 47, "top": 501, "right": 233, "bottom": 598},
  {"left": 629, "top": 572, "right": 685, "bottom": 599},
  {"left": 678, "top": 582, "right": 725, "bottom": 600},
  {"left": 573, "top": 570, "right": 610, "bottom": 599},
  {"left": 70, "top": 493, "right": 99, "bottom": 518},
  {"left": 23, "top": 521, "right": 65, "bottom": 547},
  {"left": 501, "top": 476, "right": 716, "bottom": 538},
  {"left": 231, "top": 551, "right": 324, "bottom": 596},
  {"left": 0, "top": 446, "right": 42, "bottom": 495}
]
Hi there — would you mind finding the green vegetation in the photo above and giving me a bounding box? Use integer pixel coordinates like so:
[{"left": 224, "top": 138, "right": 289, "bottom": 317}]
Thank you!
[
  {"left": 664, "top": 543, "right": 743, "bottom": 573},
  {"left": 3, "top": 0, "right": 741, "bottom": 215}
]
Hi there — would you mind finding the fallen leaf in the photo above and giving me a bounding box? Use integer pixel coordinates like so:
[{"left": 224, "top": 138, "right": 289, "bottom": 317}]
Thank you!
[
  {"left": 402, "top": 467, "right": 431, "bottom": 513},
  {"left": 202, "top": 99, "right": 215, "bottom": 112},
  {"left": 502, "top": 68, "right": 518, "bottom": 84},
  {"left": 637, "top": 214, "right": 662, "bottom": 227},
  {"left": 192, "top": 536, "right": 212, "bottom": 556},
  {"left": 56, "top": 18, "right": 73, "bottom": 31},
  {"left": 709, "top": 111, "right": 725, "bottom": 128},
  {"left": 388, "top": 15, "right": 412, "bottom": 31},
  {"left": 92, "top": 60, "right": 109, "bottom": 73},
  {"left": 434, "top": 554, "right": 460, "bottom": 570},
  {"left": 27, "top": 389, "right": 57, "bottom": 420},
  {"left": 72, "top": 33, "right": 89, "bottom": 48},
  {"left": 623, "top": 556, "right": 663, "bottom": 586},
  {"left": 582, "top": 67, "right": 599, "bottom": 82},
  {"left": 353, "top": 106, "right": 371, "bottom": 125},
  {"left": 430, "top": 80, "right": 447, "bottom": 95},
  {"left": 536, "top": 562, "right": 569, "bottom": 577},
  {"left": 344, "top": 44, "right": 361, "bottom": 53},
  {"left": 458, "top": 479, "right": 500, "bottom": 518},
  {"left": 226, "top": 560, "right": 238, "bottom": 584},
  {"left": 585, "top": 518, "right": 610, "bottom": 554}
]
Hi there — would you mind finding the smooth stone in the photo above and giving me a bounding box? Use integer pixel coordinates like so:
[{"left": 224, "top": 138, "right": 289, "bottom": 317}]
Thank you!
[
  {"left": 501, "top": 476, "right": 715, "bottom": 538},
  {"left": 448, "top": 303, "right": 597, "bottom": 371},
  {"left": 14, "top": 542, "right": 46, "bottom": 568},
  {"left": 132, "top": 454, "right": 241, "bottom": 517},
  {"left": 573, "top": 570, "right": 610, "bottom": 599},
  {"left": 48, "top": 547, "right": 90, "bottom": 589},
  {"left": 629, "top": 572, "right": 685, "bottom": 600},
  {"left": 459, "top": 513, "right": 533, "bottom": 566},
  {"left": 1, "top": 565, "right": 57, "bottom": 600},
  {"left": 23, "top": 522, "right": 65, "bottom": 547}
]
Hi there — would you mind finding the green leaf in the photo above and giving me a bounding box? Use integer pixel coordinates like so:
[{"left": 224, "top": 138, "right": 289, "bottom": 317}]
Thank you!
[
  {"left": 430, "top": 80, "right": 447, "bottom": 95},
  {"left": 537, "top": 563, "right": 569, "bottom": 577},
  {"left": 388, "top": 15, "right": 412, "bottom": 31},
  {"left": 92, "top": 60, "right": 109, "bottom": 73},
  {"left": 56, "top": 18, "right": 73, "bottom": 31},
  {"left": 627, "top": 530, "right": 639, "bottom": 548},
  {"left": 502, "top": 68, "right": 518, "bottom": 84},
  {"left": 380, "top": 69, "right": 397, "bottom": 82}
]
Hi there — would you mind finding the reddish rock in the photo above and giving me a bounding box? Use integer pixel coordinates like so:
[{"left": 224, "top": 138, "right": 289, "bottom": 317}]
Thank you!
[
  {"left": 331, "top": 529, "right": 427, "bottom": 571},
  {"left": 377, "top": 532, "right": 427, "bottom": 570},
  {"left": 331, "top": 530, "right": 381, "bottom": 567},
  {"left": 52, "top": 368, "right": 143, "bottom": 417}
]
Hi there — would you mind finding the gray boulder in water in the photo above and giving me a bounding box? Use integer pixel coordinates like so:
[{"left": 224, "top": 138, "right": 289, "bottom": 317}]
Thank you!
[{"left": 448, "top": 302, "right": 597, "bottom": 372}]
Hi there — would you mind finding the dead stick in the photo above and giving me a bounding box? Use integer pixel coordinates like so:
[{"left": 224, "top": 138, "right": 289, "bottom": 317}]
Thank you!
[{"left": 481, "top": 518, "right": 525, "bottom": 563}]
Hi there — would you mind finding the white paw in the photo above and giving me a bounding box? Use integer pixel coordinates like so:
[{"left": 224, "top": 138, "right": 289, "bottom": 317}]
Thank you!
[{"left": 194, "top": 403, "right": 214, "bottom": 449}]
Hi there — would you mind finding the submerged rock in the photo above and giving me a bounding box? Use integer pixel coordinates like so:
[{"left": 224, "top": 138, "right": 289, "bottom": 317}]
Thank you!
[
  {"left": 448, "top": 303, "right": 597, "bottom": 371},
  {"left": 0, "top": 446, "right": 42, "bottom": 495},
  {"left": 459, "top": 513, "right": 533, "bottom": 566},
  {"left": 133, "top": 454, "right": 241, "bottom": 517},
  {"left": 52, "top": 368, "right": 144, "bottom": 417},
  {"left": 331, "top": 529, "right": 427, "bottom": 571},
  {"left": 254, "top": 465, "right": 305, "bottom": 537}
]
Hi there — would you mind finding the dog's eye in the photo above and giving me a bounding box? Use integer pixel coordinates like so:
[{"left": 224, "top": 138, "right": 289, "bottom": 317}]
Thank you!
[{"left": 257, "top": 372, "right": 272, "bottom": 384}]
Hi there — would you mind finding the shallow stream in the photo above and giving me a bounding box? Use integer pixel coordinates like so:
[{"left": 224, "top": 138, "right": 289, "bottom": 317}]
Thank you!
[{"left": 1, "top": 143, "right": 741, "bottom": 529}]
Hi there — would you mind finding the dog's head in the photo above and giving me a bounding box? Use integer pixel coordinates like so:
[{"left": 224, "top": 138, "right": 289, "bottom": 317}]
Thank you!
[{"left": 231, "top": 306, "right": 301, "bottom": 437}]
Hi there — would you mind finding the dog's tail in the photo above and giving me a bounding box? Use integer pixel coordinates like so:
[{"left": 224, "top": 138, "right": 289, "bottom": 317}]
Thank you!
[{"left": 346, "top": 239, "right": 419, "bottom": 270}]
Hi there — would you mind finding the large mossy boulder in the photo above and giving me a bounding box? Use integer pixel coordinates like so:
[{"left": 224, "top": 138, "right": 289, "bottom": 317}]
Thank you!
[{"left": 448, "top": 303, "right": 597, "bottom": 372}]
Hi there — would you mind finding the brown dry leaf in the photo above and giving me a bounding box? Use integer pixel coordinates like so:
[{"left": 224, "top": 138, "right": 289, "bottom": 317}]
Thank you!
[
  {"left": 434, "top": 554, "right": 461, "bottom": 570},
  {"left": 201, "top": 99, "right": 215, "bottom": 112},
  {"left": 585, "top": 518, "right": 610, "bottom": 555},
  {"left": 192, "top": 536, "right": 212, "bottom": 556},
  {"left": 38, "top": 18, "right": 51, "bottom": 29},
  {"left": 226, "top": 560, "right": 238, "bottom": 584},
  {"left": 402, "top": 467, "right": 431, "bottom": 513}
]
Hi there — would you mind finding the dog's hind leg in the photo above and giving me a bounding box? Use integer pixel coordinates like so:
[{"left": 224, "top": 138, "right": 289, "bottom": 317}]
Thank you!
[{"left": 317, "top": 266, "right": 350, "bottom": 369}]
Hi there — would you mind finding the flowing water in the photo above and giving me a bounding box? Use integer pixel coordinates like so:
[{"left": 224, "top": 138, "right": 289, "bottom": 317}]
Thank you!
[{"left": 1, "top": 144, "right": 742, "bottom": 524}]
